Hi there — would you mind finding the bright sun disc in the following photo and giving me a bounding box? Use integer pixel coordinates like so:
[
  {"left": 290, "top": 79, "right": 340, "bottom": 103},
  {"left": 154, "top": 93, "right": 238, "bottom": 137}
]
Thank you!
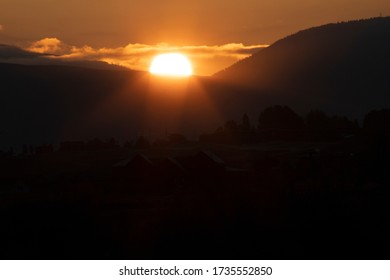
[{"left": 149, "top": 53, "right": 192, "bottom": 77}]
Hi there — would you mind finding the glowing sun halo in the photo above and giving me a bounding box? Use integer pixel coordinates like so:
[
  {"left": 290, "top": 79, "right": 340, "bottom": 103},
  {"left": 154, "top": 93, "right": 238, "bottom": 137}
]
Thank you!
[{"left": 149, "top": 53, "right": 193, "bottom": 77}]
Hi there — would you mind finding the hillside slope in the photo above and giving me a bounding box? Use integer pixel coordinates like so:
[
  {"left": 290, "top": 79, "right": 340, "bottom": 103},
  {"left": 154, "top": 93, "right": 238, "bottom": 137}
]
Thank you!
[
  {"left": 216, "top": 17, "right": 390, "bottom": 116},
  {"left": 0, "top": 63, "right": 260, "bottom": 149}
]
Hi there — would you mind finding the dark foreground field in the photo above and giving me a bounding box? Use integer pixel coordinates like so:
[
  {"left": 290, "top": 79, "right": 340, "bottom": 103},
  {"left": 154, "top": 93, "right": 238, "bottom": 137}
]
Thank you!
[{"left": 1, "top": 133, "right": 389, "bottom": 260}]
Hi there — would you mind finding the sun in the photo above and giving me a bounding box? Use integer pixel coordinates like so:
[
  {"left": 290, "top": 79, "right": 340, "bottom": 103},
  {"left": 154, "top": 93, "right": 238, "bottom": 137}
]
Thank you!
[{"left": 149, "top": 53, "right": 193, "bottom": 77}]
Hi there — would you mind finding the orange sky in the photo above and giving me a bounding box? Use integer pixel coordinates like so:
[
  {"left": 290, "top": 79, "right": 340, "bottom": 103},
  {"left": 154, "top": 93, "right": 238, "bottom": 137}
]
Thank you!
[{"left": 1, "top": 0, "right": 390, "bottom": 74}]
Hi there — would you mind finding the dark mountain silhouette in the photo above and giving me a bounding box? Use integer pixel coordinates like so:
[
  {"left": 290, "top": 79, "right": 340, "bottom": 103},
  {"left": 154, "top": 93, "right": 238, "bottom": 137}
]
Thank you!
[
  {"left": 215, "top": 17, "right": 390, "bottom": 117},
  {"left": 0, "top": 44, "right": 46, "bottom": 59},
  {"left": 0, "top": 63, "right": 260, "bottom": 149},
  {"left": 1, "top": 18, "right": 390, "bottom": 149},
  {"left": 0, "top": 44, "right": 126, "bottom": 71}
]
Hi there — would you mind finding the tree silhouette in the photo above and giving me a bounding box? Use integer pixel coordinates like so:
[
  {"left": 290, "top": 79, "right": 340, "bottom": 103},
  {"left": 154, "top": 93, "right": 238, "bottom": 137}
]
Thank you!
[
  {"left": 224, "top": 120, "right": 239, "bottom": 133},
  {"left": 135, "top": 136, "right": 150, "bottom": 149},
  {"left": 169, "top": 134, "right": 188, "bottom": 146},
  {"left": 258, "top": 105, "right": 304, "bottom": 130},
  {"left": 241, "top": 113, "right": 251, "bottom": 131},
  {"left": 363, "top": 108, "right": 390, "bottom": 131},
  {"left": 306, "top": 110, "right": 331, "bottom": 131}
]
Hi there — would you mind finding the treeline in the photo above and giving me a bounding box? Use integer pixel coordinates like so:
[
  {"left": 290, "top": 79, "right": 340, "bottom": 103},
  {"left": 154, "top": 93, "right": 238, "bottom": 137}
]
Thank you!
[
  {"left": 199, "top": 106, "right": 390, "bottom": 144},
  {"left": 4, "top": 106, "right": 390, "bottom": 155}
]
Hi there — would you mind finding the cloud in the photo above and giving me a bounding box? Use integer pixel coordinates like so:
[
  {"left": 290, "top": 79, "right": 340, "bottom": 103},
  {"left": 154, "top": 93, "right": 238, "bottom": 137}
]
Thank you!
[
  {"left": 26, "top": 38, "right": 70, "bottom": 55},
  {"left": 19, "top": 38, "right": 269, "bottom": 75}
]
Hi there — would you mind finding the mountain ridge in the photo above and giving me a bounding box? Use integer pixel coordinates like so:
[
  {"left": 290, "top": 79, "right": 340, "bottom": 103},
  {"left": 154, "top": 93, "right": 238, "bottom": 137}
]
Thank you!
[
  {"left": 215, "top": 17, "right": 390, "bottom": 117},
  {"left": 1, "top": 17, "right": 390, "bottom": 149},
  {"left": 0, "top": 44, "right": 128, "bottom": 71}
]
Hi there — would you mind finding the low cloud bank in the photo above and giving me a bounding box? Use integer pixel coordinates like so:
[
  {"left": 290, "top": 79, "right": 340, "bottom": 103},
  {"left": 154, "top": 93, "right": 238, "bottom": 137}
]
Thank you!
[{"left": 0, "top": 38, "right": 268, "bottom": 75}]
